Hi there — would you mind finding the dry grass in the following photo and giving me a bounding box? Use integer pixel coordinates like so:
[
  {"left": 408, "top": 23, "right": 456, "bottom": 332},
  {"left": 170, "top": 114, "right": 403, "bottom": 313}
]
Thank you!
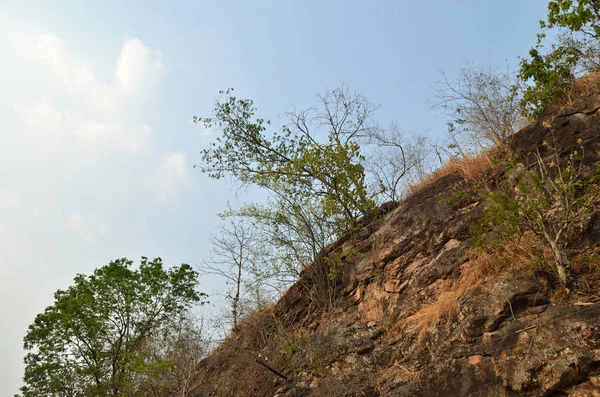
[
  {"left": 407, "top": 160, "right": 457, "bottom": 196},
  {"left": 359, "top": 288, "right": 389, "bottom": 327},
  {"left": 374, "top": 361, "right": 422, "bottom": 393},
  {"left": 571, "top": 248, "right": 600, "bottom": 275},
  {"left": 406, "top": 283, "right": 460, "bottom": 342},
  {"left": 191, "top": 303, "right": 305, "bottom": 397},
  {"left": 453, "top": 151, "right": 496, "bottom": 181},
  {"left": 405, "top": 234, "right": 551, "bottom": 342},
  {"left": 361, "top": 296, "right": 385, "bottom": 325},
  {"left": 407, "top": 150, "right": 497, "bottom": 196},
  {"left": 547, "top": 70, "right": 600, "bottom": 114},
  {"left": 564, "top": 71, "right": 600, "bottom": 107},
  {"left": 487, "top": 234, "right": 555, "bottom": 275}
]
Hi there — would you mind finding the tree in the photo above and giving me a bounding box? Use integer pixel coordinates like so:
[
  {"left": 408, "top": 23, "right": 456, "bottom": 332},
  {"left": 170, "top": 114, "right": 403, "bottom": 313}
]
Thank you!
[
  {"left": 198, "top": 219, "right": 263, "bottom": 333},
  {"left": 137, "top": 312, "right": 211, "bottom": 397},
  {"left": 484, "top": 140, "right": 599, "bottom": 287},
  {"left": 225, "top": 189, "right": 339, "bottom": 282},
  {"left": 195, "top": 85, "right": 425, "bottom": 310},
  {"left": 21, "top": 257, "right": 206, "bottom": 397},
  {"left": 360, "top": 123, "right": 433, "bottom": 201},
  {"left": 519, "top": 0, "right": 600, "bottom": 117},
  {"left": 194, "top": 85, "right": 379, "bottom": 232},
  {"left": 433, "top": 61, "right": 523, "bottom": 147}
]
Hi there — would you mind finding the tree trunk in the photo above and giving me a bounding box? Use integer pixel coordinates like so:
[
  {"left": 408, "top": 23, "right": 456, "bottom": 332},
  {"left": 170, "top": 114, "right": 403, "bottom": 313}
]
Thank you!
[
  {"left": 232, "top": 251, "right": 243, "bottom": 333},
  {"left": 549, "top": 239, "right": 571, "bottom": 288}
]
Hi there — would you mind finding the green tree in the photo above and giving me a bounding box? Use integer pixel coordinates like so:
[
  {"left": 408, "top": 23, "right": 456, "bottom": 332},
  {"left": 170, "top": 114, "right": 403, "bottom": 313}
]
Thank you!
[
  {"left": 194, "top": 85, "right": 378, "bottom": 231},
  {"left": 519, "top": 0, "right": 600, "bottom": 117},
  {"left": 20, "top": 257, "right": 205, "bottom": 397}
]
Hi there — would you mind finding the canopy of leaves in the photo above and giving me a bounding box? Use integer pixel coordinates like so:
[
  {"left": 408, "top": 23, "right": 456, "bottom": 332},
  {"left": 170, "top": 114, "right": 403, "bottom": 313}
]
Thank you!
[
  {"left": 195, "top": 87, "right": 378, "bottom": 231},
  {"left": 20, "top": 257, "right": 205, "bottom": 397},
  {"left": 519, "top": 0, "right": 600, "bottom": 117}
]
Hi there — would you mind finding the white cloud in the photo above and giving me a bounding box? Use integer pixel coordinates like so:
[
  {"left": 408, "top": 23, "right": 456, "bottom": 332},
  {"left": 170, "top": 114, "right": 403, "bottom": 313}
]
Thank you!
[
  {"left": 76, "top": 120, "right": 151, "bottom": 151},
  {"left": 14, "top": 98, "right": 72, "bottom": 134},
  {"left": 24, "top": 33, "right": 162, "bottom": 114},
  {"left": 14, "top": 34, "right": 163, "bottom": 152},
  {"left": 33, "top": 34, "right": 115, "bottom": 112},
  {"left": 2, "top": 27, "right": 170, "bottom": 396},
  {"left": 157, "top": 152, "right": 192, "bottom": 204},
  {"left": 116, "top": 38, "right": 163, "bottom": 98},
  {"left": 0, "top": 192, "right": 20, "bottom": 209},
  {"left": 66, "top": 212, "right": 109, "bottom": 243}
]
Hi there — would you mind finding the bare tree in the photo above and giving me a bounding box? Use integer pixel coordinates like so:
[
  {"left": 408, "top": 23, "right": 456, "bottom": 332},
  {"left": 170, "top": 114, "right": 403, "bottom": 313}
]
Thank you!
[
  {"left": 228, "top": 189, "right": 338, "bottom": 286},
  {"left": 432, "top": 61, "right": 524, "bottom": 148},
  {"left": 133, "top": 310, "right": 211, "bottom": 397},
  {"left": 359, "top": 123, "right": 434, "bottom": 201},
  {"left": 198, "top": 219, "right": 261, "bottom": 333},
  {"left": 163, "top": 313, "right": 211, "bottom": 397}
]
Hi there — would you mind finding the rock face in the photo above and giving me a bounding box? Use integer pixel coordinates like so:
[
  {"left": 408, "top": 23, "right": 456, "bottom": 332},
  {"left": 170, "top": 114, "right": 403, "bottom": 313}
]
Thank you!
[{"left": 189, "top": 94, "right": 600, "bottom": 396}]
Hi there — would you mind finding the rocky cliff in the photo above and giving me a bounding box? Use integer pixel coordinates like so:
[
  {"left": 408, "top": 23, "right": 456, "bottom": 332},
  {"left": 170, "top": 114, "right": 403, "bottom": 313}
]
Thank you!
[{"left": 189, "top": 92, "right": 600, "bottom": 397}]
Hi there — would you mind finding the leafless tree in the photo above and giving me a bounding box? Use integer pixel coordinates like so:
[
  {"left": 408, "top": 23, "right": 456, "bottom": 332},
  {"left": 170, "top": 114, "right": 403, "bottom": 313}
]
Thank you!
[
  {"left": 432, "top": 61, "right": 524, "bottom": 148},
  {"left": 230, "top": 189, "right": 338, "bottom": 286},
  {"left": 285, "top": 82, "right": 380, "bottom": 147},
  {"left": 135, "top": 311, "right": 211, "bottom": 397},
  {"left": 198, "top": 219, "right": 262, "bottom": 333},
  {"left": 359, "top": 123, "right": 435, "bottom": 201}
]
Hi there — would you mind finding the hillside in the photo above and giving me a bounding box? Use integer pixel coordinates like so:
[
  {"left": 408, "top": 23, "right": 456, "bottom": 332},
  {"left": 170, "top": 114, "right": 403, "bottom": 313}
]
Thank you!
[{"left": 187, "top": 91, "right": 600, "bottom": 396}]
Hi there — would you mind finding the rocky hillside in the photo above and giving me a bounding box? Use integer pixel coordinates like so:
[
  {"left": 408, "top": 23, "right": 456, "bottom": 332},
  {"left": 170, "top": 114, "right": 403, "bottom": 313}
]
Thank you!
[{"left": 189, "top": 92, "right": 600, "bottom": 396}]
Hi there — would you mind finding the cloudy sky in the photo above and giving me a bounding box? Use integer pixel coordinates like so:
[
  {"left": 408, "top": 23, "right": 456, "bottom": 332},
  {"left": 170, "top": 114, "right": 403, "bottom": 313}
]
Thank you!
[{"left": 0, "top": 1, "right": 548, "bottom": 394}]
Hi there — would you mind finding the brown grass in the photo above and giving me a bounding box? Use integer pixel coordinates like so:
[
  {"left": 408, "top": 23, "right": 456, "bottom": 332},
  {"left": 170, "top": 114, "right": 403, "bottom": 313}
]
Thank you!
[
  {"left": 407, "top": 160, "right": 456, "bottom": 196},
  {"left": 359, "top": 287, "right": 389, "bottom": 327},
  {"left": 547, "top": 70, "right": 600, "bottom": 114},
  {"left": 405, "top": 234, "right": 551, "bottom": 342},
  {"left": 564, "top": 71, "right": 600, "bottom": 105},
  {"left": 407, "top": 150, "right": 497, "bottom": 196},
  {"left": 190, "top": 304, "right": 288, "bottom": 396},
  {"left": 571, "top": 248, "right": 600, "bottom": 275},
  {"left": 374, "top": 361, "right": 422, "bottom": 393}
]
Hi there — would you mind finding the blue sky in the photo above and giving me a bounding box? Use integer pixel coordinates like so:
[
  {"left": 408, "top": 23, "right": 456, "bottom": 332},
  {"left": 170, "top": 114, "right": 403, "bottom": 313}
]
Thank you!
[{"left": 0, "top": 1, "right": 549, "bottom": 394}]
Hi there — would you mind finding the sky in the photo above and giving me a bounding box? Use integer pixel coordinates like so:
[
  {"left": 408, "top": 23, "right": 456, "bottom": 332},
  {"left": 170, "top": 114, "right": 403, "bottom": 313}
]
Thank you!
[{"left": 0, "top": 1, "right": 550, "bottom": 394}]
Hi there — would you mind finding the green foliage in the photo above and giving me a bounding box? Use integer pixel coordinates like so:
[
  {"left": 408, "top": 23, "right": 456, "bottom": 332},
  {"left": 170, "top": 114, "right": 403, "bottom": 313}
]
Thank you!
[
  {"left": 195, "top": 87, "right": 378, "bottom": 231},
  {"left": 279, "top": 334, "right": 306, "bottom": 377},
  {"left": 442, "top": 184, "right": 479, "bottom": 206},
  {"left": 478, "top": 142, "right": 599, "bottom": 285},
  {"left": 519, "top": 0, "right": 600, "bottom": 117},
  {"left": 21, "top": 257, "right": 206, "bottom": 397},
  {"left": 196, "top": 87, "right": 384, "bottom": 313},
  {"left": 519, "top": 45, "right": 579, "bottom": 117},
  {"left": 324, "top": 248, "right": 360, "bottom": 282}
]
